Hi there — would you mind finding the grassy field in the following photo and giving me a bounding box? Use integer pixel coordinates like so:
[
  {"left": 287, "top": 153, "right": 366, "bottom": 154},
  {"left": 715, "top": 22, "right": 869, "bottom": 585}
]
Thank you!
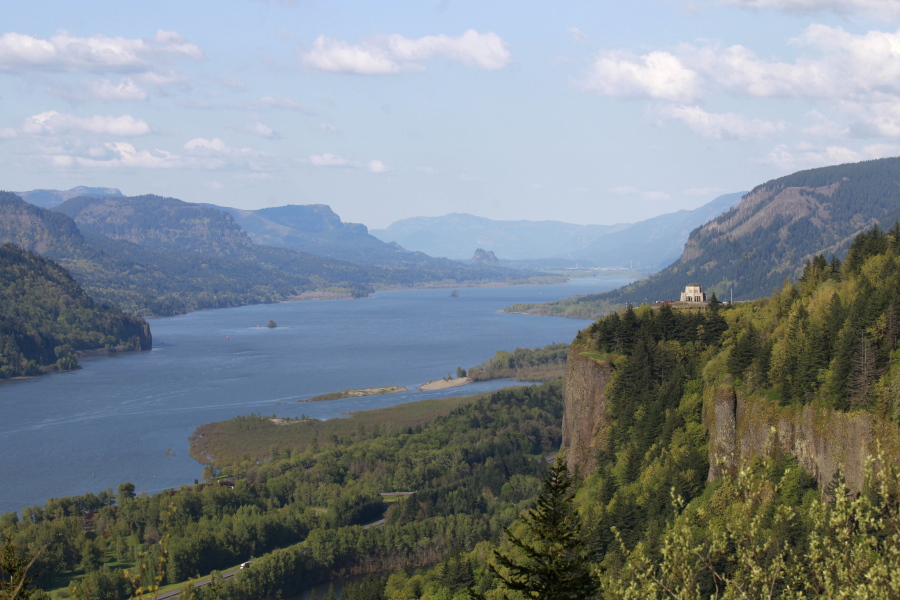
[{"left": 189, "top": 392, "right": 490, "bottom": 467}]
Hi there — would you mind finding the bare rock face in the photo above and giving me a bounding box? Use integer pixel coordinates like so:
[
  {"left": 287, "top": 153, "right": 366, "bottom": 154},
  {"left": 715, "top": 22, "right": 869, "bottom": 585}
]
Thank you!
[
  {"left": 705, "top": 386, "right": 900, "bottom": 493},
  {"left": 562, "top": 348, "right": 614, "bottom": 474},
  {"left": 470, "top": 248, "right": 499, "bottom": 265},
  {"left": 706, "top": 384, "right": 738, "bottom": 481}
]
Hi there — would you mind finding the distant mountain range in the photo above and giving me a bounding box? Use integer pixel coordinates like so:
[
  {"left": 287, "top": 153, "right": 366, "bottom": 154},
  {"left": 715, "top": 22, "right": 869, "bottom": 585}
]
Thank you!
[
  {"left": 509, "top": 157, "right": 900, "bottom": 318},
  {"left": 214, "top": 203, "right": 476, "bottom": 269},
  {"left": 370, "top": 192, "right": 745, "bottom": 271},
  {"left": 14, "top": 186, "right": 124, "bottom": 208},
  {"left": 2, "top": 191, "right": 539, "bottom": 316}
]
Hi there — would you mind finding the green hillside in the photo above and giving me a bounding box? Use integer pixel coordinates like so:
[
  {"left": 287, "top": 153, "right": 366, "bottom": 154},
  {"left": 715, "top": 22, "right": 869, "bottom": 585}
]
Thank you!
[{"left": 0, "top": 244, "right": 151, "bottom": 379}]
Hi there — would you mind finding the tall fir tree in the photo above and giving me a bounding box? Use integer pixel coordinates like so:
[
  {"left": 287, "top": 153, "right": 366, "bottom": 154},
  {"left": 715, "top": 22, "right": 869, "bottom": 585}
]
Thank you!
[{"left": 486, "top": 456, "right": 597, "bottom": 600}]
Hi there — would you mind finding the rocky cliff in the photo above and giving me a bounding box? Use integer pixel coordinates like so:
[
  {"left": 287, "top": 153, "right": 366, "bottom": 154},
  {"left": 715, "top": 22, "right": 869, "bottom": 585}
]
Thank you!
[
  {"left": 705, "top": 383, "right": 900, "bottom": 492},
  {"left": 562, "top": 342, "right": 900, "bottom": 492},
  {"left": 561, "top": 346, "right": 613, "bottom": 474}
]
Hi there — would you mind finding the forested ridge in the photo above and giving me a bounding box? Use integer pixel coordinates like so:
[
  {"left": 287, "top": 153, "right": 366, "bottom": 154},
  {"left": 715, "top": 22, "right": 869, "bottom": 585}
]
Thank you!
[
  {"left": 0, "top": 244, "right": 150, "bottom": 379},
  {"left": 508, "top": 156, "right": 900, "bottom": 319},
  {"left": 0, "top": 191, "right": 547, "bottom": 317}
]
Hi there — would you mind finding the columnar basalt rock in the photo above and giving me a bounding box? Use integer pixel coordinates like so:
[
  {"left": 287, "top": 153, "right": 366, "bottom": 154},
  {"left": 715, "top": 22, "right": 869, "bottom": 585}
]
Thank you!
[
  {"left": 704, "top": 385, "right": 900, "bottom": 493},
  {"left": 561, "top": 347, "right": 613, "bottom": 475}
]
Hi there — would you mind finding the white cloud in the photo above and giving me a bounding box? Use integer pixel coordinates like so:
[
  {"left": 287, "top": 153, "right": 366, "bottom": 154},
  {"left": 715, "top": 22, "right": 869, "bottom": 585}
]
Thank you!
[
  {"left": 18, "top": 111, "right": 151, "bottom": 136},
  {"left": 581, "top": 50, "right": 702, "bottom": 102},
  {"left": 716, "top": 0, "right": 900, "bottom": 19},
  {"left": 763, "top": 141, "right": 898, "bottom": 170},
  {"left": 367, "top": 160, "right": 387, "bottom": 173},
  {"left": 85, "top": 78, "right": 148, "bottom": 101},
  {"left": 248, "top": 120, "right": 278, "bottom": 138},
  {"left": 801, "top": 109, "right": 850, "bottom": 138},
  {"left": 300, "top": 29, "right": 511, "bottom": 74},
  {"left": 0, "top": 30, "right": 202, "bottom": 73},
  {"left": 309, "top": 152, "right": 354, "bottom": 167},
  {"left": 183, "top": 137, "right": 272, "bottom": 164},
  {"left": 652, "top": 104, "right": 785, "bottom": 139},
  {"left": 48, "top": 142, "right": 182, "bottom": 170}
]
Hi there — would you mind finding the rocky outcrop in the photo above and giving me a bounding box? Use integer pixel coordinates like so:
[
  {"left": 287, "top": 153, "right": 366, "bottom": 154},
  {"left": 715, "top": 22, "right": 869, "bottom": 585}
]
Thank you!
[
  {"left": 561, "top": 347, "right": 614, "bottom": 474},
  {"left": 704, "top": 385, "right": 900, "bottom": 492},
  {"left": 470, "top": 248, "right": 499, "bottom": 265}
]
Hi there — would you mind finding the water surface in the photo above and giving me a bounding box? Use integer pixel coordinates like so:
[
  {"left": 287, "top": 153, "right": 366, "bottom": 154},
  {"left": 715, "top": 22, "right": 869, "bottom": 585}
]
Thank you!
[{"left": 0, "top": 278, "right": 629, "bottom": 514}]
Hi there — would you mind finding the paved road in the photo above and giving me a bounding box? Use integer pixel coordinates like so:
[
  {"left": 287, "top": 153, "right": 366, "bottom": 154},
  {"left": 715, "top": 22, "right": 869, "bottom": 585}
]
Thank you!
[{"left": 155, "top": 566, "right": 241, "bottom": 600}]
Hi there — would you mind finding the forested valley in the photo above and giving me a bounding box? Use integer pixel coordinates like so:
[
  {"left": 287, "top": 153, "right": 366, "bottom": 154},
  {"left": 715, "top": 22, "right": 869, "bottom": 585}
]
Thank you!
[{"left": 6, "top": 225, "right": 900, "bottom": 599}]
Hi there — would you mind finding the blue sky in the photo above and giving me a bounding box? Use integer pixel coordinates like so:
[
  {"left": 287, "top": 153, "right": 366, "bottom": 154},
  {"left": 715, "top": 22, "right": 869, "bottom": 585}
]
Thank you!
[{"left": 2, "top": 0, "right": 899, "bottom": 228}]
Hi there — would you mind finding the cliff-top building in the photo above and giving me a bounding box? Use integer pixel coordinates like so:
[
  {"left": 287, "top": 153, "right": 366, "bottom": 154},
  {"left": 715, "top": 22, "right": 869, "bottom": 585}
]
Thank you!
[{"left": 680, "top": 283, "right": 707, "bottom": 303}]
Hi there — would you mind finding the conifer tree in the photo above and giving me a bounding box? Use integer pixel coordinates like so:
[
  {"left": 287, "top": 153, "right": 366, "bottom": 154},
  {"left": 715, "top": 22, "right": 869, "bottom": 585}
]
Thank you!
[{"left": 487, "top": 456, "right": 597, "bottom": 599}]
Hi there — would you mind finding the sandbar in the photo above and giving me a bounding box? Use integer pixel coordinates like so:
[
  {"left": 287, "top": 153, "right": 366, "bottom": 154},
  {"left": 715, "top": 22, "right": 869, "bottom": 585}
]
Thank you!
[
  {"left": 419, "top": 377, "right": 471, "bottom": 391},
  {"left": 301, "top": 386, "right": 408, "bottom": 402}
]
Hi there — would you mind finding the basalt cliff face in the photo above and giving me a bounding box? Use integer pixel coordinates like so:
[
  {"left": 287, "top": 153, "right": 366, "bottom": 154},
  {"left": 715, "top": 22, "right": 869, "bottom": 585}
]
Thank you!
[
  {"left": 561, "top": 346, "right": 613, "bottom": 475},
  {"left": 562, "top": 340, "right": 900, "bottom": 492},
  {"left": 704, "top": 383, "right": 900, "bottom": 492}
]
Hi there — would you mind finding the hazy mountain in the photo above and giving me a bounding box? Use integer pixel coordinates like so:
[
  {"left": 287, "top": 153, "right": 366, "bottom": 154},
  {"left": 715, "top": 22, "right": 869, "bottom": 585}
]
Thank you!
[
  {"left": 567, "top": 192, "right": 745, "bottom": 270},
  {"left": 214, "top": 203, "right": 463, "bottom": 267},
  {"left": 370, "top": 193, "right": 743, "bottom": 269},
  {"left": 15, "top": 186, "right": 123, "bottom": 208},
  {"left": 371, "top": 213, "right": 627, "bottom": 261},
  {"left": 511, "top": 157, "right": 900, "bottom": 317}
]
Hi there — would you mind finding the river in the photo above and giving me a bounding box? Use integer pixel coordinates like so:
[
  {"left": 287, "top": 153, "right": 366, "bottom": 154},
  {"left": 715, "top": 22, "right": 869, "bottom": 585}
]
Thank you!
[{"left": 0, "top": 277, "right": 630, "bottom": 515}]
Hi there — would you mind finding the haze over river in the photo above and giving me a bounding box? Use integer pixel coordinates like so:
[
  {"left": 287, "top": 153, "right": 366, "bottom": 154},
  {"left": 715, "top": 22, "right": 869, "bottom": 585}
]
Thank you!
[{"left": 0, "top": 278, "right": 630, "bottom": 514}]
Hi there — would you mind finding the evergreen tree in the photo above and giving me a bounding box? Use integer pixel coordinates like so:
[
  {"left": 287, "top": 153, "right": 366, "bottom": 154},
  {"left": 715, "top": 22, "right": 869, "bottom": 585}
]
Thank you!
[
  {"left": 323, "top": 582, "right": 337, "bottom": 600},
  {"left": 487, "top": 456, "right": 597, "bottom": 599}
]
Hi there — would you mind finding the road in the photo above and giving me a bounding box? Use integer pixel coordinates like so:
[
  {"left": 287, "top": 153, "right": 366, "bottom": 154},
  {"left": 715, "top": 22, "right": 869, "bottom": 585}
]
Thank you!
[{"left": 155, "top": 566, "right": 241, "bottom": 600}]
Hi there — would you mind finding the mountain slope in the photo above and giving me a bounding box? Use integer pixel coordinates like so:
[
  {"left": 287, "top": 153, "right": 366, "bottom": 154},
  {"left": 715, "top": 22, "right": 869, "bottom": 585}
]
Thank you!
[
  {"left": 370, "top": 192, "right": 742, "bottom": 269},
  {"left": 217, "top": 203, "right": 470, "bottom": 267},
  {"left": 570, "top": 191, "right": 744, "bottom": 270},
  {"left": 513, "top": 157, "right": 900, "bottom": 318},
  {"left": 57, "top": 194, "right": 255, "bottom": 256},
  {"left": 0, "top": 192, "right": 368, "bottom": 315},
  {"left": 0, "top": 243, "right": 151, "bottom": 379}
]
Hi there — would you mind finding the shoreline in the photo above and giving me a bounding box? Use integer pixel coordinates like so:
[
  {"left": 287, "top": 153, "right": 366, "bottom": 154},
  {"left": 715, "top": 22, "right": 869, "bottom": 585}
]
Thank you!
[{"left": 419, "top": 377, "right": 471, "bottom": 391}]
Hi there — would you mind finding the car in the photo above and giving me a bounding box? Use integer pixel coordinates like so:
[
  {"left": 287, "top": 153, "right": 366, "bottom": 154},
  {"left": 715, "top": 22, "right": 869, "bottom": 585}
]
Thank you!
[{"left": 240, "top": 561, "right": 251, "bottom": 569}]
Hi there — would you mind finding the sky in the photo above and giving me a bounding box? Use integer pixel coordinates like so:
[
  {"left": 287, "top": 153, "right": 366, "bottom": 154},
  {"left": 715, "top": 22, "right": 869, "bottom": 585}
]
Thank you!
[{"left": 2, "top": 1, "right": 900, "bottom": 229}]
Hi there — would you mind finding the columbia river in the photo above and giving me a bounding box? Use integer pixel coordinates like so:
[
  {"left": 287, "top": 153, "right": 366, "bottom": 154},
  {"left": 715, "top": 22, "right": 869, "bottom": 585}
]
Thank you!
[{"left": 0, "top": 278, "right": 630, "bottom": 514}]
